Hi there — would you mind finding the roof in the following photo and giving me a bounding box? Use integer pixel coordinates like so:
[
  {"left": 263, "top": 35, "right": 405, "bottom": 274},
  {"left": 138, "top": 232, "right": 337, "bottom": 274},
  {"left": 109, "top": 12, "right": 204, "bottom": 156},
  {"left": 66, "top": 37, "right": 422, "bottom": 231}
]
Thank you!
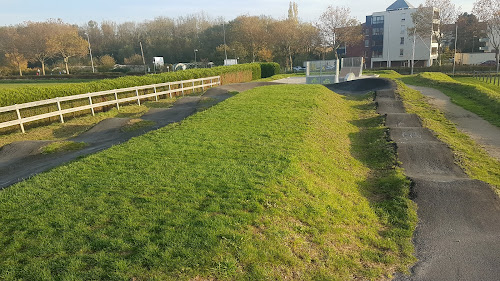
[{"left": 386, "top": 0, "right": 414, "bottom": 11}]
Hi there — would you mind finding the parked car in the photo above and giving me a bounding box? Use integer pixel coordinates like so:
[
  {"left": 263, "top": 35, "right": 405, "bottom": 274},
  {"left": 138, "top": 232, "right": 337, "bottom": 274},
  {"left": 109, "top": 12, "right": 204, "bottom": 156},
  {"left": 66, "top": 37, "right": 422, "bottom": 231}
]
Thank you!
[
  {"left": 293, "top": 66, "right": 306, "bottom": 71},
  {"left": 480, "top": 60, "right": 497, "bottom": 66}
]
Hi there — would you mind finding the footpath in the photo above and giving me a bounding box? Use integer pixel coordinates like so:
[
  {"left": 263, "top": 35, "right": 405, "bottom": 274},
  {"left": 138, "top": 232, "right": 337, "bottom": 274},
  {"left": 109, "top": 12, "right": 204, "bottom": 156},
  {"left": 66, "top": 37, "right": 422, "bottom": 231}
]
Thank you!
[
  {"left": 0, "top": 82, "right": 277, "bottom": 189},
  {"left": 375, "top": 87, "right": 500, "bottom": 280}
]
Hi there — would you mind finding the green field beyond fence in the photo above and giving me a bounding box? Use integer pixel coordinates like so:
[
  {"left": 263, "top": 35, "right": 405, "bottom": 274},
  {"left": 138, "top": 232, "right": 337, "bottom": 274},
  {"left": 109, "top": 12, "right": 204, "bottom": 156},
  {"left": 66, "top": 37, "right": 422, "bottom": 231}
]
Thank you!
[{"left": 0, "top": 84, "right": 416, "bottom": 280}]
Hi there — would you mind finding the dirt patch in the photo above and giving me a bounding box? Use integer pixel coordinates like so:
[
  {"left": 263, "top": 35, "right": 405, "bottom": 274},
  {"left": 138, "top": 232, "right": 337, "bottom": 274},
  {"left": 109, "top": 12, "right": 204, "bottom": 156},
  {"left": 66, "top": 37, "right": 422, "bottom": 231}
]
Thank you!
[{"left": 408, "top": 85, "right": 500, "bottom": 161}]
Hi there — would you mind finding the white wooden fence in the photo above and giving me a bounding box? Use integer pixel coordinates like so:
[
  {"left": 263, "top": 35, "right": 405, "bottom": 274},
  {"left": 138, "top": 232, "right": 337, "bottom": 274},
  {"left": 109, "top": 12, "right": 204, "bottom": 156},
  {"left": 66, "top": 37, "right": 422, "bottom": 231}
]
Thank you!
[{"left": 0, "top": 76, "right": 221, "bottom": 133}]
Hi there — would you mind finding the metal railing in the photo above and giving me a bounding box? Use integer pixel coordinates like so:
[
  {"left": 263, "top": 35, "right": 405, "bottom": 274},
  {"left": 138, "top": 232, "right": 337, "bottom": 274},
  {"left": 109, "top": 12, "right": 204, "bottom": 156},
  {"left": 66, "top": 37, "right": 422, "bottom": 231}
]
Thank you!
[
  {"left": 0, "top": 76, "right": 221, "bottom": 133},
  {"left": 473, "top": 71, "right": 500, "bottom": 86}
]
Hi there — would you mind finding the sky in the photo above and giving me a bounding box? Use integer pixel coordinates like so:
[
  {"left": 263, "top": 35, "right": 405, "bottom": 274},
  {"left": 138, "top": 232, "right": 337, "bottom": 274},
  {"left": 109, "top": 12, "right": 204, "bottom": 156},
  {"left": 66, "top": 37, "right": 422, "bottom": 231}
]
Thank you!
[{"left": 0, "top": 0, "right": 474, "bottom": 26}]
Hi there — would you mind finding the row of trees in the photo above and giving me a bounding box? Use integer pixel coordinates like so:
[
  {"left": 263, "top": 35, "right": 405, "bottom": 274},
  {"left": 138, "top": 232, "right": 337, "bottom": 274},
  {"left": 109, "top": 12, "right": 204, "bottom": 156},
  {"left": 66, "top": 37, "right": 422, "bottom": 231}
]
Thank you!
[
  {"left": 0, "top": 0, "right": 497, "bottom": 76},
  {"left": 0, "top": 2, "right": 363, "bottom": 76}
]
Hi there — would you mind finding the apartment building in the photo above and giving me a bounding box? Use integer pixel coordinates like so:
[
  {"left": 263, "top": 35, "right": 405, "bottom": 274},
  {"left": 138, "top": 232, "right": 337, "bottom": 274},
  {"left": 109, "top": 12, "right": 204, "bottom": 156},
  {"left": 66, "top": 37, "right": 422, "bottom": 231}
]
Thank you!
[{"left": 364, "top": 0, "right": 439, "bottom": 68}]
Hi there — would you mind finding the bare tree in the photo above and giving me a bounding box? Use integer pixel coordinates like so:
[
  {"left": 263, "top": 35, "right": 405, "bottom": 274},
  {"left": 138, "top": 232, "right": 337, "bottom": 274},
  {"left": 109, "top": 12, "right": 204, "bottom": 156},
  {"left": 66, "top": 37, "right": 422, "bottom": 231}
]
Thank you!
[
  {"left": 473, "top": 0, "right": 500, "bottom": 72},
  {"left": 317, "top": 6, "right": 362, "bottom": 60},
  {"left": 424, "top": 0, "right": 460, "bottom": 65}
]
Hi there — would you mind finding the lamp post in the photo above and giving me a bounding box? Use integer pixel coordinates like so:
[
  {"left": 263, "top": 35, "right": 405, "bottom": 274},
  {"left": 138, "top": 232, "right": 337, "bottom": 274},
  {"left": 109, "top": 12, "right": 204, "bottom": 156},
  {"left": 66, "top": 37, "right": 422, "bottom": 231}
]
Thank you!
[
  {"left": 194, "top": 49, "right": 198, "bottom": 68},
  {"left": 85, "top": 32, "right": 95, "bottom": 73},
  {"left": 222, "top": 22, "right": 228, "bottom": 61}
]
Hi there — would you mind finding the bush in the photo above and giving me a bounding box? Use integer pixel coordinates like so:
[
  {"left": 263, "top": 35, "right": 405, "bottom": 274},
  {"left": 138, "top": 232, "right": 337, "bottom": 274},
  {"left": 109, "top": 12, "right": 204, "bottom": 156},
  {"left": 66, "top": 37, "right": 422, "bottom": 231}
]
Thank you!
[
  {"left": 259, "top": 62, "right": 281, "bottom": 78},
  {"left": 0, "top": 63, "right": 262, "bottom": 107}
]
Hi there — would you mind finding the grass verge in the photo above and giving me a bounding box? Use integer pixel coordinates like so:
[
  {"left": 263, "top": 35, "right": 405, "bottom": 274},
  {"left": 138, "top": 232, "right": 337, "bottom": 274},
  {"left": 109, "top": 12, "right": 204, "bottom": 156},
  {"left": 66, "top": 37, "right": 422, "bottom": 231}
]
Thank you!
[
  {"left": 0, "top": 85, "right": 416, "bottom": 280},
  {"left": 401, "top": 72, "right": 500, "bottom": 127},
  {"left": 41, "top": 141, "right": 88, "bottom": 154},
  {"left": 373, "top": 71, "right": 500, "bottom": 193}
]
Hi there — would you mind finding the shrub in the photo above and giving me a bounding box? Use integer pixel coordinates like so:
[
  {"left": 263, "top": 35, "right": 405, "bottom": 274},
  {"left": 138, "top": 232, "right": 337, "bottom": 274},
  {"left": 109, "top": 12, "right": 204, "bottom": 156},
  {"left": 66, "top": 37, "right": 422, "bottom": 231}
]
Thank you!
[
  {"left": 0, "top": 63, "right": 262, "bottom": 107},
  {"left": 259, "top": 62, "right": 281, "bottom": 78}
]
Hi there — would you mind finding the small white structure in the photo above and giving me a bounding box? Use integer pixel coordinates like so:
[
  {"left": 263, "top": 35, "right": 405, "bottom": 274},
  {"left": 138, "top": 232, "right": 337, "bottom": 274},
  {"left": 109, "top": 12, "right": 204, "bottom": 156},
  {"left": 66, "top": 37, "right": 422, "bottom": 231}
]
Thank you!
[
  {"left": 153, "top": 57, "right": 164, "bottom": 68},
  {"left": 454, "top": 53, "right": 496, "bottom": 65},
  {"left": 305, "top": 57, "right": 364, "bottom": 84},
  {"left": 224, "top": 59, "right": 238, "bottom": 66}
]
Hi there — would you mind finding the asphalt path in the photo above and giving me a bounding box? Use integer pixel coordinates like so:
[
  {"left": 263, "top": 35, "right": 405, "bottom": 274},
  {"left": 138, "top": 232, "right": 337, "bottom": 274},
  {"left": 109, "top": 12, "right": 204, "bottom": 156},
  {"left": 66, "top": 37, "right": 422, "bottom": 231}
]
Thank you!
[
  {"left": 0, "top": 82, "right": 278, "bottom": 189},
  {"left": 373, "top": 85, "right": 500, "bottom": 281}
]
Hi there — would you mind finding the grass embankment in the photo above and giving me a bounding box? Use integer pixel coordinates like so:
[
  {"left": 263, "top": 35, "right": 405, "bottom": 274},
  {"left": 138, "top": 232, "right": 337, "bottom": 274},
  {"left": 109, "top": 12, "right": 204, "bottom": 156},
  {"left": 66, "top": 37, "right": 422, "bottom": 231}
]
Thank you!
[
  {"left": 0, "top": 79, "right": 97, "bottom": 89},
  {"left": 0, "top": 85, "right": 416, "bottom": 280},
  {"left": 401, "top": 72, "right": 500, "bottom": 127},
  {"left": 377, "top": 70, "right": 500, "bottom": 192}
]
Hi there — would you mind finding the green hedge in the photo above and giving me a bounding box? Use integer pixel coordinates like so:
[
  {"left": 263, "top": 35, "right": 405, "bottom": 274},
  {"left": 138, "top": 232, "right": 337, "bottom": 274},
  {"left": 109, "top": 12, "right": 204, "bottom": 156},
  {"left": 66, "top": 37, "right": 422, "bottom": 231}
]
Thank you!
[
  {"left": 259, "top": 62, "right": 281, "bottom": 78},
  {"left": 0, "top": 63, "right": 262, "bottom": 107}
]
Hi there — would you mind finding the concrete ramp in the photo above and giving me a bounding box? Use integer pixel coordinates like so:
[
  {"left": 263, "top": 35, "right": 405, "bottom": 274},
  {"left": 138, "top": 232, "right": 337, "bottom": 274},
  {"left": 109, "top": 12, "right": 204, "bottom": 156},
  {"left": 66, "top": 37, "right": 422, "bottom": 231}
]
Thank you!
[{"left": 376, "top": 100, "right": 406, "bottom": 114}]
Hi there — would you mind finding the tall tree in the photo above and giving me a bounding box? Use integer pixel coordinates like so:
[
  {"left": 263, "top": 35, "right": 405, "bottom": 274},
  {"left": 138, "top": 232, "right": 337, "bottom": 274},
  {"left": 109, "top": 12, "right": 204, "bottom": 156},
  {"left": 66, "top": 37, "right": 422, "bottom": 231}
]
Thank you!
[
  {"left": 317, "top": 6, "right": 362, "bottom": 60},
  {"left": 424, "top": 0, "right": 460, "bottom": 65},
  {"left": 21, "top": 20, "right": 60, "bottom": 75},
  {"left": 473, "top": 0, "right": 500, "bottom": 72},
  {"left": 0, "top": 27, "right": 28, "bottom": 76},
  {"left": 46, "top": 24, "right": 88, "bottom": 75}
]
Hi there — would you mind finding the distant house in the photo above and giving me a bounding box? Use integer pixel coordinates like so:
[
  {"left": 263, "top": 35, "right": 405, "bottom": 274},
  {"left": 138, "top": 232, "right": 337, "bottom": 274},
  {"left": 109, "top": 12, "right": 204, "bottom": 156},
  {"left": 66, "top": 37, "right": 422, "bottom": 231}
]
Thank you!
[{"left": 364, "top": 0, "right": 439, "bottom": 68}]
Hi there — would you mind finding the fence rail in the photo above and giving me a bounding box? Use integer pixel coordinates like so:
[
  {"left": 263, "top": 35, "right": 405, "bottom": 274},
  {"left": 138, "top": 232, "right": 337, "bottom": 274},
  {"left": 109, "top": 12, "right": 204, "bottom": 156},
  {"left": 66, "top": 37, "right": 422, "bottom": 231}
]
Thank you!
[
  {"left": 473, "top": 71, "right": 500, "bottom": 86},
  {"left": 0, "top": 76, "right": 221, "bottom": 133}
]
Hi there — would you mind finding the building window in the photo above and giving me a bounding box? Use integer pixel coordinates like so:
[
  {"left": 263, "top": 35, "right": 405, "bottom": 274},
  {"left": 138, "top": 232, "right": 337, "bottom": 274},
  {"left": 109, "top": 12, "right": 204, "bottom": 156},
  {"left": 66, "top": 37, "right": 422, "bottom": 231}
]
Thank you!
[
  {"left": 402, "top": 18, "right": 406, "bottom": 21},
  {"left": 400, "top": 49, "right": 404, "bottom": 56},
  {"left": 373, "top": 16, "right": 384, "bottom": 25},
  {"left": 365, "top": 40, "right": 370, "bottom": 47},
  {"left": 401, "top": 25, "right": 406, "bottom": 34},
  {"left": 400, "top": 37, "right": 405, "bottom": 45},
  {"left": 431, "top": 47, "right": 438, "bottom": 55},
  {"left": 373, "top": 28, "right": 384, "bottom": 36},
  {"left": 372, "top": 50, "right": 383, "bottom": 58}
]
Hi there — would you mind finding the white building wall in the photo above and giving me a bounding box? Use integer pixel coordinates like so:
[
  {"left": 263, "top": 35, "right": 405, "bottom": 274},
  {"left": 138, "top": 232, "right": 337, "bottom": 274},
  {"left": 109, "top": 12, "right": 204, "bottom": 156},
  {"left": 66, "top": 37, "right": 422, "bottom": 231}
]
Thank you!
[{"left": 371, "top": 8, "right": 438, "bottom": 67}]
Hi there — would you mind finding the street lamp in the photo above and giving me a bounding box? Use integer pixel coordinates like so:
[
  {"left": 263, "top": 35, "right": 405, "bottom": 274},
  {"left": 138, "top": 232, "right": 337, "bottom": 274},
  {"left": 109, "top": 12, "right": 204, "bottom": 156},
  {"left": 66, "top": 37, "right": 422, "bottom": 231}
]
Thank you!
[
  {"left": 85, "top": 32, "right": 95, "bottom": 73},
  {"left": 194, "top": 49, "right": 198, "bottom": 68},
  {"left": 222, "top": 22, "right": 228, "bottom": 61}
]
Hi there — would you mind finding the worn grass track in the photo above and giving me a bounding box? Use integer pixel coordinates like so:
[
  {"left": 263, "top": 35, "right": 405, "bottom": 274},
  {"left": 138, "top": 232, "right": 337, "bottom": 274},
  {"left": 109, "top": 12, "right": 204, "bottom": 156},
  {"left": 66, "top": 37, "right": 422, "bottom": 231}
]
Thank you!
[{"left": 0, "top": 84, "right": 415, "bottom": 280}]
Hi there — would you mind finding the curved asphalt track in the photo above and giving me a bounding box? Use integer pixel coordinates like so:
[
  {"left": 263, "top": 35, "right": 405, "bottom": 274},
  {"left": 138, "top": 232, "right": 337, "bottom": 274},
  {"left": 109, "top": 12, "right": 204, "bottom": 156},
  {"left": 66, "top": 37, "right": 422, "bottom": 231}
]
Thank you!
[
  {"left": 330, "top": 78, "right": 500, "bottom": 280},
  {"left": 2, "top": 79, "right": 500, "bottom": 280},
  {"left": 371, "top": 81, "right": 500, "bottom": 281},
  {"left": 0, "top": 82, "right": 278, "bottom": 189}
]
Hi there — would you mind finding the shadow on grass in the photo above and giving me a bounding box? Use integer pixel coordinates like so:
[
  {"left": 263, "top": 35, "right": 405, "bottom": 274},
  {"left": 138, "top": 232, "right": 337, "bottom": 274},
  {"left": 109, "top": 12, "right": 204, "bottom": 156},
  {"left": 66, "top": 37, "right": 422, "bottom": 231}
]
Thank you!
[{"left": 348, "top": 112, "right": 416, "bottom": 269}]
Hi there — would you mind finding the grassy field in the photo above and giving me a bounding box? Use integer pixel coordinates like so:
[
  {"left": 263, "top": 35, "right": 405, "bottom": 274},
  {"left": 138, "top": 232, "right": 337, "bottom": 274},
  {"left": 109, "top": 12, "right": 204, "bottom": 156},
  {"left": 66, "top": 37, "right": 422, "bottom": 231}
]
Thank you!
[
  {"left": 453, "top": 76, "right": 500, "bottom": 92},
  {"left": 401, "top": 72, "right": 500, "bottom": 127},
  {"left": 0, "top": 84, "right": 416, "bottom": 280},
  {"left": 0, "top": 79, "right": 96, "bottom": 89},
  {"left": 376, "top": 71, "right": 500, "bottom": 193}
]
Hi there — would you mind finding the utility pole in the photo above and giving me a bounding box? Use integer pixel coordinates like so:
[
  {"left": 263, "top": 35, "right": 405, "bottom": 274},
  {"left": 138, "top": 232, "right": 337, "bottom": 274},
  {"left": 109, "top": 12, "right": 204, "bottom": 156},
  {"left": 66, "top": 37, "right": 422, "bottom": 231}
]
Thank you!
[
  {"left": 222, "top": 22, "right": 228, "bottom": 61},
  {"left": 194, "top": 49, "right": 198, "bottom": 68},
  {"left": 140, "top": 42, "right": 146, "bottom": 75},
  {"left": 452, "top": 24, "right": 457, "bottom": 76},
  {"left": 85, "top": 33, "right": 95, "bottom": 73},
  {"left": 411, "top": 30, "right": 416, "bottom": 75}
]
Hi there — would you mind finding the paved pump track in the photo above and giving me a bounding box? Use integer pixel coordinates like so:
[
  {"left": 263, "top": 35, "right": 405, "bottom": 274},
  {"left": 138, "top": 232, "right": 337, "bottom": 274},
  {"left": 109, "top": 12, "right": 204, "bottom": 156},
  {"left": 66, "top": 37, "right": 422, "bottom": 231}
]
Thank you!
[
  {"left": 372, "top": 85, "right": 500, "bottom": 281},
  {"left": 0, "top": 82, "right": 278, "bottom": 189},
  {"left": 330, "top": 78, "right": 500, "bottom": 280},
  {"left": 2, "top": 78, "right": 500, "bottom": 280}
]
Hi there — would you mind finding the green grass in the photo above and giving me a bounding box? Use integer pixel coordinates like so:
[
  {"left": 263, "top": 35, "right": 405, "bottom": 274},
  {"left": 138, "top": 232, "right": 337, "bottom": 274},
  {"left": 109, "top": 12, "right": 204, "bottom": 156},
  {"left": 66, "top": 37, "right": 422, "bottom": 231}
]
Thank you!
[
  {"left": 401, "top": 72, "right": 500, "bottom": 127},
  {"left": 454, "top": 76, "right": 500, "bottom": 93},
  {"left": 371, "top": 71, "right": 500, "bottom": 193},
  {"left": 41, "top": 141, "right": 88, "bottom": 154},
  {"left": 254, "top": 73, "right": 305, "bottom": 82},
  {"left": 0, "top": 85, "right": 416, "bottom": 280}
]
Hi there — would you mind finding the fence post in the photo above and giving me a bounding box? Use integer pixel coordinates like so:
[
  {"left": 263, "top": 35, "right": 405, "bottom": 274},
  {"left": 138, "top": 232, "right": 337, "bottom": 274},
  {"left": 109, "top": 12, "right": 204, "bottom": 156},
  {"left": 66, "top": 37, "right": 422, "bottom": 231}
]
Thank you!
[
  {"left": 201, "top": 80, "right": 204, "bottom": 91},
  {"left": 88, "top": 96, "right": 95, "bottom": 116},
  {"left": 136, "top": 89, "right": 141, "bottom": 105},
  {"left": 192, "top": 81, "right": 195, "bottom": 94},
  {"left": 181, "top": 83, "right": 184, "bottom": 96},
  {"left": 168, "top": 84, "right": 172, "bottom": 98},
  {"left": 15, "top": 104, "right": 25, "bottom": 134},
  {"left": 154, "top": 86, "right": 158, "bottom": 102},
  {"left": 56, "top": 97, "right": 65, "bottom": 123},
  {"left": 114, "top": 92, "right": 120, "bottom": 110}
]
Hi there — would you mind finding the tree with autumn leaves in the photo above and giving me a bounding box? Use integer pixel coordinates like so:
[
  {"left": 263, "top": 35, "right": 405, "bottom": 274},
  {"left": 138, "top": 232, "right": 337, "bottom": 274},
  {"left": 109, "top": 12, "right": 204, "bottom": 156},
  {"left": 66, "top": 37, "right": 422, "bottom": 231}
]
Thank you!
[{"left": 0, "top": 20, "right": 88, "bottom": 75}]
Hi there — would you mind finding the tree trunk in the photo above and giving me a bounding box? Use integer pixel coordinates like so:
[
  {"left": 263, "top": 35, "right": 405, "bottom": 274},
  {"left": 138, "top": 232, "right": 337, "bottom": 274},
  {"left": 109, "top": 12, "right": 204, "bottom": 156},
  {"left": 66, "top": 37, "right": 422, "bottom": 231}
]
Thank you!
[
  {"left": 41, "top": 60, "right": 46, "bottom": 76},
  {"left": 64, "top": 57, "right": 70, "bottom": 75},
  {"left": 18, "top": 63, "right": 23, "bottom": 76}
]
